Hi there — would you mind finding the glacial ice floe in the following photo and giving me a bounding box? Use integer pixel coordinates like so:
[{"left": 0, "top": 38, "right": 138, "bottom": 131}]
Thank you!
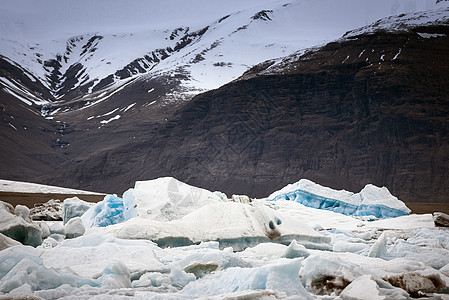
[
  {"left": 0, "top": 177, "right": 448, "bottom": 299},
  {"left": 82, "top": 177, "right": 331, "bottom": 250}
]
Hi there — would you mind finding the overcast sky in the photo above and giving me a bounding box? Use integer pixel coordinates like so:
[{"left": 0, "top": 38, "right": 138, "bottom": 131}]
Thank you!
[{"left": 0, "top": 0, "right": 440, "bottom": 42}]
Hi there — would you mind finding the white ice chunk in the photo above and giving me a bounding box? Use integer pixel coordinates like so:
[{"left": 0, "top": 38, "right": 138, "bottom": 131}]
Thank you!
[
  {"left": 0, "top": 245, "right": 97, "bottom": 294},
  {"left": 299, "top": 254, "right": 365, "bottom": 295},
  {"left": 49, "top": 222, "right": 65, "bottom": 235},
  {"left": 122, "top": 177, "right": 222, "bottom": 222},
  {"left": 169, "top": 266, "right": 196, "bottom": 288},
  {"left": 42, "top": 234, "right": 167, "bottom": 278},
  {"left": 179, "top": 259, "right": 311, "bottom": 299},
  {"left": 62, "top": 197, "right": 94, "bottom": 224},
  {"left": 340, "top": 275, "right": 384, "bottom": 300},
  {"left": 0, "top": 233, "right": 21, "bottom": 250},
  {"left": 333, "top": 240, "right": 370, "bottom": 255},
  {"left": 281, "top": 240, "right": 310, "bottom": 259},
  {"left": 64, "top": 217, "right": 85, "bottom": 239},
  {"left": 14, "top": 205, "right": 30, "bottom": 221},
  {"left": 38, "top": 222, "right": 50, "bottom": 239},
  {"left": 7, "top": 283, "right": 33, "bottom": 298},
  {"left": 99, "top": 260, "right": 131, "bottom": 289},
  {"left": 93, "top": 199, "right": 330, "bottom": 251},
  {"left": 0, "top": 201, "right": 42, "bottom": 247},
  {"left": 368, "top": 232, "right": 389, "bottom": 258},
  {"left": 213, "top": 191, "right": 229, "bottom": 202},
  {"left": 40, "top": 237, "right": 58, "bottom": 249},
  {"left": 240, "top": 242, "right": 287, "bottom": 261},
  {"left": 388, "top": 228, "right": 449, "bottom": 269}
]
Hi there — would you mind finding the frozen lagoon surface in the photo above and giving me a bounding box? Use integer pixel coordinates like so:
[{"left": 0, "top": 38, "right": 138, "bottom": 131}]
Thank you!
[{"left": 1, "top": 177, "right": 449, "bottom": 299}]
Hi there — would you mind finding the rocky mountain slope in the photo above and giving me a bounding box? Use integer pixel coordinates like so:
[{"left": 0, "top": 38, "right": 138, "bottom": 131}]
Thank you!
[
  {"left": 1, "top": 1, "right": 449, "bottom": 202},
  {"left": 39, "top": 6, "right": 449, "bottom": 202}
]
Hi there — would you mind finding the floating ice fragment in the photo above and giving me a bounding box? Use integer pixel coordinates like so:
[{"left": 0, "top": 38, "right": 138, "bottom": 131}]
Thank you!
[
  {"left": 64, "top": 217, "right": 85, "bottom": 239},
  {"left": 40, "top": 237, "right": 58, "bottom": 249},
  {"left": 14, "top": 205, "right": 30, "bottom": 221},
  {"left": 0, "top": 233, "right": 21, "bottom": 250},
  {"left": 99, "top": 260, "right": 131, "bottom": 289},
  {"left": 81, "top": 194, "right": 124, "bottom": 228},
  {"left": 39, "top": 222, "right": 50, "bottom": 239},
  {"left": 333, "top": 240, "right": 370, "bottom": 255},
  {"left": 340, "top": 275, "right": 384, "bottom": 300},
  {"left": 49, "top": 222, "right": 65, "bottom": 236},
  {"left": 0, "top": 201, "right": 42, "bottom": 247},
  {"left": 183, "top": 261, "right": 219, "bottom": 279},
  {"left": 180, "top": 259, "right": 311, "bottom": 298},
  {"left": 62, "top": 197, "right": 93, "bottom": 224},
  {"left": 299, "top": 254, "right": 365, "bottom": 295},
  {"left": 267, "top": 179, "right": 410, "bottom": 219},
  {"left": 388, "top": 228, "right": 449, "bottom": 269},
  {"left": 213, "top": 191, "right": 228, "bottom": 202},
  {"left": 42, "top": 234, "right": 166, "bottom": 278},
  {"left": 368, "top": 232, "right": 389, "bottom": 258},
  {"left": 122, "top": 177, "right": 222, "bottom": 222},
  {"left": 0, "top": 246, "right": 97, "bottom": 294},
  {"left": 281, "top": 240, "right": 310, "bottom": 258},
  {"left": 169, "top": 266, "right": 196, "bottom": 289}
]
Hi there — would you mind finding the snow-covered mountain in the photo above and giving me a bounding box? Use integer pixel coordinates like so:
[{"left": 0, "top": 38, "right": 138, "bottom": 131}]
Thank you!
[
  {"left": 1, "top": 0, "right": 449, "bottom": 200},
  {"left": 1, "top": 0, "right": 445, "bottom": 115}
]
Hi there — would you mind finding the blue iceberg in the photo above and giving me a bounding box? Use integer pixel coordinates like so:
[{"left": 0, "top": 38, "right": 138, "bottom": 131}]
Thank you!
[
  {"left": 81, "top": 194, "right": 125, "bottom": 228},
  {"left": 266, "top": 179, "right": 410, "bottom": 219}
]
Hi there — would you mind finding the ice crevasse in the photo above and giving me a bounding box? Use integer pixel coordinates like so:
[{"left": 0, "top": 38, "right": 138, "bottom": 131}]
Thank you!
[{"left": 266, "top": 179, "right": 411, "bottom": 219}]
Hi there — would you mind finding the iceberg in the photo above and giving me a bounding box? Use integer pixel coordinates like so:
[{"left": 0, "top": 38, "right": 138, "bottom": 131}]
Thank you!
[
  {"left": 64, "top": 217, "right": 85, "bottom": 239},
  {"left": 81, "top": 177, "right": 330, "bottom": 250},
  {"left": 122, "top": 177, "right": 223, "bottom": 222},
  {"left": 92, "top": 200, "right": 331, "bottom": 250},
  {"left": 62, "top": 197, "right": 93, "bottom": 224},
  {"left": 82, "top": 177, "right": 223, "bottom": 228},
  {"left": 266, "top": 179, "right": 411, "bottom": 219},
  {"left": 0, "top": 201, "right": 42, "bottom": 247},
  {"left": 81, "top": 194, "right": 124, "bottom": 228}
]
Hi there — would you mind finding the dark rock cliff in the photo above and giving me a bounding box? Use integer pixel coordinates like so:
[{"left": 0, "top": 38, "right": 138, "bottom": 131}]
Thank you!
[{"left": 45, "top": 25, "right": 449, "bottom": 202}]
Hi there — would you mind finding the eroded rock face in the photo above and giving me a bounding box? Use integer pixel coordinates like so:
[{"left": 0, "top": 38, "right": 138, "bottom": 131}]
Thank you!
[{"left": 41, "top": 24, "right": 449, "bottom": 203}]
